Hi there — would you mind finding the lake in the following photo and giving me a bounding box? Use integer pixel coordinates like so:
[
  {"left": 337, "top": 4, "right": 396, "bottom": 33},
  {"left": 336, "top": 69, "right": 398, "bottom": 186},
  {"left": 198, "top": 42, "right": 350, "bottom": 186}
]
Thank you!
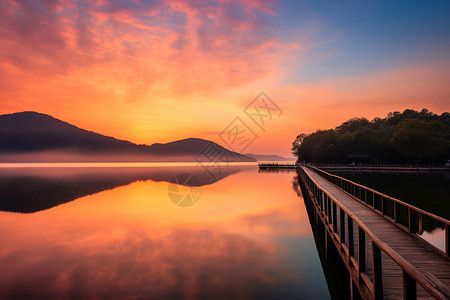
[{"left": 0, "top": 164, "right": 334, "bottom": 300}]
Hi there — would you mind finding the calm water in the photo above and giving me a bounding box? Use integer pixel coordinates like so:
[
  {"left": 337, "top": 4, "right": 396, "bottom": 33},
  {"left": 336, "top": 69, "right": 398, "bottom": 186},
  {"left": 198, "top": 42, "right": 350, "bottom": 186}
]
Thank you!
[{"left": 0, "top": 164, "right": 333, "bottom": 299}]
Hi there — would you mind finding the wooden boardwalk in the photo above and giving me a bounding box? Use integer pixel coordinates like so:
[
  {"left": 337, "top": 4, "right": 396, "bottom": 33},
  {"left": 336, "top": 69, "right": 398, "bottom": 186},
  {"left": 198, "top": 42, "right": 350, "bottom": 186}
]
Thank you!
[{"left": 299, "top": 166, "right": 450, "bottom": 299}]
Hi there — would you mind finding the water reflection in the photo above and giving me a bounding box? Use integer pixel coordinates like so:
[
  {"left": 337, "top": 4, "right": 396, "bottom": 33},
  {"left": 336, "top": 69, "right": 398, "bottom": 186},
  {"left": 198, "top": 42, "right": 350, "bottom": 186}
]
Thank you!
[
  {"left": 0, "top": 165, "right": 330, "bottom": 299},
  {"left": 0, "top": 165, "right": 245, "bottom": 213},
  {"left": 420, "top": 227, "right": 446, "bottom": 253}
]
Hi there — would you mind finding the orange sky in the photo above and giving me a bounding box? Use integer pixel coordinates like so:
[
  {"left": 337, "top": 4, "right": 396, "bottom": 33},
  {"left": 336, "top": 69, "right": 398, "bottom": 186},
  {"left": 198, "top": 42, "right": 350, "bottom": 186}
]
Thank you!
[{"left": 1, "top": 0, "right": 449, "bottom": 156}]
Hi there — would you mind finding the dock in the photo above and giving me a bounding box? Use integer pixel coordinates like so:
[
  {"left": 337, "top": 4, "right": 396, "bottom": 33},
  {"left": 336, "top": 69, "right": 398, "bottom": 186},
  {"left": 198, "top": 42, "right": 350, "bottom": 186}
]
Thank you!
[
  {"left": 297, "top": 165, "right": 450, "bottom": 299},
  {"left": 258, "top": 162, "right": 297, "bottom": 170}
]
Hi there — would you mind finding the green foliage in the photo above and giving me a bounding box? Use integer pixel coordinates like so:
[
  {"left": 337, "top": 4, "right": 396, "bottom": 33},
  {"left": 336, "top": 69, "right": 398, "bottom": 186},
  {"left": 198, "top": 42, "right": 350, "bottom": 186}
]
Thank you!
[{"left": 293, "top": 109, "right": 450, "bottom": 164}]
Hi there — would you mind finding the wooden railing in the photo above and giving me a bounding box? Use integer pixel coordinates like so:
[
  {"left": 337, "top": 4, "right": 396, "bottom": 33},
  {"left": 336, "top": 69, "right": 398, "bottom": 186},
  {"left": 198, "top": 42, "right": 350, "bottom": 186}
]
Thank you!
[
  {"left": 298, "top": 167, "right": 450, "bottom": 300},
  {"left": 309, "top": 166, "right": 450, "bottom": 259}
]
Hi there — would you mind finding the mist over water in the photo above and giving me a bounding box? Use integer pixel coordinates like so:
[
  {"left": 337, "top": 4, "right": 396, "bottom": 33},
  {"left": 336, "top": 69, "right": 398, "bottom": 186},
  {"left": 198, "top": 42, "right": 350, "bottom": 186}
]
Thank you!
[{"left": 0, "top": 151, "right": 234, "bottom": 163}]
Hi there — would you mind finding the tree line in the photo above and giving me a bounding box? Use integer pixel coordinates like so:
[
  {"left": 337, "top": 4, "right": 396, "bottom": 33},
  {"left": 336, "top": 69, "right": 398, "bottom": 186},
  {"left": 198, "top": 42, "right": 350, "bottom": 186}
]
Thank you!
[{"left": 292, "top": 109, "right": 450, "bottom": 165}]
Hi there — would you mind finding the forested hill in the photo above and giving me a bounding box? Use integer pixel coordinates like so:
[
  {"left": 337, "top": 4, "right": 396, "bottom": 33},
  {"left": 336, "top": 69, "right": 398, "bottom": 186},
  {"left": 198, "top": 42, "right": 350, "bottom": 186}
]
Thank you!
[
  {"left": 292, "top": 109, "right": 450, "bottom": 165},
  {"left": 0, "top": 112, "right": 255, "bottom": 162}
]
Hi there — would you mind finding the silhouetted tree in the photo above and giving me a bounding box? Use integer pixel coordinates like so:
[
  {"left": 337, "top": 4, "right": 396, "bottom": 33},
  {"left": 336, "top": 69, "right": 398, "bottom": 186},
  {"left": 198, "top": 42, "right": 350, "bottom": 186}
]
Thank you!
[{"left": 293, "top": 109, "right": 450, "bottom": 165}]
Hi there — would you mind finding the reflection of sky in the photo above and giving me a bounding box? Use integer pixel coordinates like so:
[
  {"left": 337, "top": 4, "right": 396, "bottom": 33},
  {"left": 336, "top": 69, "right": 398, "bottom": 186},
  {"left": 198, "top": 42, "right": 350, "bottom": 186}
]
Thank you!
[
  {"left": 0, "top": 167, "right": 330, "bottom": 299},
  {"left": 420, "top": 228, "right": 445, "bottom": 253}
]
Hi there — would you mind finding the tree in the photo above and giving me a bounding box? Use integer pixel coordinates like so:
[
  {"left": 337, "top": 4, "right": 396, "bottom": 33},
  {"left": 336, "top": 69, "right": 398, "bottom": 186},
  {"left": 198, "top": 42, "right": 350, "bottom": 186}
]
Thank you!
[
  {"left": 390, "top": 119, "right": 448, "bottom": 163},
  {"left": 292, "top": 108, "right": 450, "bottom": 165},
  {"left": 291, "top": 134, "right": 306, "bottom": 157},
  {"left": 336, "top": 118, "right": 369, "bottom": 133}
]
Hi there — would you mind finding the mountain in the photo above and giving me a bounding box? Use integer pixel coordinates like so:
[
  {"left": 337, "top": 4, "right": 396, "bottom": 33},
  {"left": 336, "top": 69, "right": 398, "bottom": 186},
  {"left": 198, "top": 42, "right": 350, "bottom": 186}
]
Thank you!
[
  {"left": 0, "top": 112, "right": 255, "bottom": 162},
  {"left": 245, "top": 153, "right": 296, "bottom": 162}
]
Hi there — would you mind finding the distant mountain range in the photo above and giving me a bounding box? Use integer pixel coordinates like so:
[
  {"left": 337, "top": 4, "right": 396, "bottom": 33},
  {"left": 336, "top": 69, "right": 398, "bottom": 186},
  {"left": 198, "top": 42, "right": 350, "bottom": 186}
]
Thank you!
[{"left": 0, "top": 112, "right": 255, "bottom": 162}]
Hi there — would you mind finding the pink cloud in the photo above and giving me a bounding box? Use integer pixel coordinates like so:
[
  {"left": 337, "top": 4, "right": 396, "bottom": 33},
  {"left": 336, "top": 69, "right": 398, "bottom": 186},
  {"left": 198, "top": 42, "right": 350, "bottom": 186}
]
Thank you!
[
  {"left": 0, "top": 0, "right": 295, "bottom": 101},
  {"left": 0, "top": 0, "right": 309, "bottom": 151}
]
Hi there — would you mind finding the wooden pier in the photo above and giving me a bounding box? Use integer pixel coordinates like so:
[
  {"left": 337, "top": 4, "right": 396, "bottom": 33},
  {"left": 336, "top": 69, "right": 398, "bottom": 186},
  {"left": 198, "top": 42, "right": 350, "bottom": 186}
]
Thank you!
[
  {"left": 258, "top": 162, "right": 297, "bottom": 170},
  {"left": 298, "top": 165, "right": 450, "bottom": 299}
]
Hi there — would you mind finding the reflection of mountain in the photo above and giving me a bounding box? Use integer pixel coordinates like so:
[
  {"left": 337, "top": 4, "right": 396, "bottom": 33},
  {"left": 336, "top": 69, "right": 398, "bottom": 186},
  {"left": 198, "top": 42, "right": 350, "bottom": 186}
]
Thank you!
[
  {"left": 0, "top": 112, "right": 255, "bottom": 162},
  {"left": 0, "top": 166, "right": 249, "bottom": 213}
]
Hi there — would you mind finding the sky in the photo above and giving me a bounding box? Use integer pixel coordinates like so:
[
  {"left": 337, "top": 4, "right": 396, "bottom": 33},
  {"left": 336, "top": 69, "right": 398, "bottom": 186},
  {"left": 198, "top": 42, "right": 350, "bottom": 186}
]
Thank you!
[{"left": 1, "top": 0, "right": 449, "bottom": 156}]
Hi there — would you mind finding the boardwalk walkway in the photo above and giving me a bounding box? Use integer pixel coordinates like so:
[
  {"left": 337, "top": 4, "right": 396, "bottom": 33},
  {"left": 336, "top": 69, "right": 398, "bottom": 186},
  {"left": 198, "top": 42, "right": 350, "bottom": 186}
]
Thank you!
[{"left": 300, "top": 166, "right": 450, "bottom": 299}]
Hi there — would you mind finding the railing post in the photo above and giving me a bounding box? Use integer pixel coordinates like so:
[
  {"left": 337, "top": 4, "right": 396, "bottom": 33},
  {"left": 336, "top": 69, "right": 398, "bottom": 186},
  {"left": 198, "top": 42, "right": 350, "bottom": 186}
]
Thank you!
[
  {"left": 374, "top": 194, "right": 379, "bottom": 211},
  {"left": 359, "top": 227, "right": 366, "bottom": 274},
  {"left": 322, "top": 194, "right": 325, "bottom": 212},
  {"left": 403, "top": 271, "right": 416, "bottom": 299},
  {"left": 348, "top": 215, "right": 354, "bottom": 259},
  {"left": 340, "top": 209, "right": 346, "bottom": 244},
  {"left": 394, "top": 202, "right": 400, "bottom": 223},
  {"left": 373, "top": 243, "right": 383, "bottom": 299},
  {"left": 328, "top": 197, "right": 332, "bottom": 221},
  {"left": 333, "top": 202, "right": 337, "bottom": 232},
  {"left": 317, "top": 192, "right": 323, "bottom": 211},
  {"left": 418, "top": 214, "right": 423, "bottom": 234},
  {"left": 446, "top": 224, "right": 449, "bottom": 257},
  {"left": 408, "top": 208, "right": 417, "bottom": 233}
]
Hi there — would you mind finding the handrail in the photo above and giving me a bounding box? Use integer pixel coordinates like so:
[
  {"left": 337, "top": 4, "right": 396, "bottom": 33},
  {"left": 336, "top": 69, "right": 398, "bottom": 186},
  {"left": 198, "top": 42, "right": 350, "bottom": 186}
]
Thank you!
[
  {"left": 298, "top": 166, "right": 449, "bottom": 300},
  {"left": 310, "top": 166, "right": 450, "bottom": 225},
  {"left": 309, "top": 165, "right": 450, "bottom": 258}
]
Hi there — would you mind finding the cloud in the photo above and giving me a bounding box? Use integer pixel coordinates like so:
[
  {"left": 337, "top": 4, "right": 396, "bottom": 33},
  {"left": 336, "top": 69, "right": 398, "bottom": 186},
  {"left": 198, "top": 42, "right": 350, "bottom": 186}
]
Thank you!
[
  {"left": 0, "top": 0, "right": 299, "bottom": 102},
  {"left": 0, "top": 0, "right": 310, "bottom": 154}
]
